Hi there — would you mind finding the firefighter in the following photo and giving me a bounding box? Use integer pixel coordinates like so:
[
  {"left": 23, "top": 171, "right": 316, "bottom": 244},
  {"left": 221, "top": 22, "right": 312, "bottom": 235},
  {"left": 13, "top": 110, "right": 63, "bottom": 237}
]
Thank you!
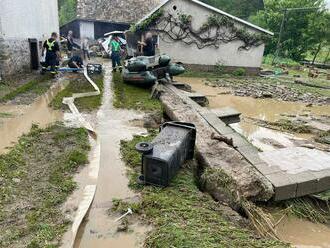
[{"left": 41, "top": 32, "right": 61, "bottom": 76}]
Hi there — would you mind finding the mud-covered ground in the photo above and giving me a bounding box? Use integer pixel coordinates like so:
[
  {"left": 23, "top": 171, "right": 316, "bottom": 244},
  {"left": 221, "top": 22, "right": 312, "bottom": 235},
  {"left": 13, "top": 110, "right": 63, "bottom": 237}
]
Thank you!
[
  {"left": 207, "top": 76, "right": 330, "bottom": 105},
  {"left": 0, "top": 124, "right": 90, "bottom": 248},
  {"left": 0, "top": 74, "right": 56, "bottom": 105}
]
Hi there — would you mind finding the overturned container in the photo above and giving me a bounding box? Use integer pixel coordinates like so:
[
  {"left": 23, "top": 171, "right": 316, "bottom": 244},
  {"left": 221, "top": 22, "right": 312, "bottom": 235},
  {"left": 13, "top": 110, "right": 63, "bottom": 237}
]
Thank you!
[{"left": 136, "top": 122, "right": 196, "bottom": 187}]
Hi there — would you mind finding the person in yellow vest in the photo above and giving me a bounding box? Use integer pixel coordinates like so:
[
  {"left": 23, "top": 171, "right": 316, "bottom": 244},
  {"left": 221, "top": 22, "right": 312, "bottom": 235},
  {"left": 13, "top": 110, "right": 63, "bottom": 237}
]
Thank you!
[
  {"left": 41, "top": 32, "right": 61, "bottom": 75},
  {"left": 109, "top": 35, "right": 122, "bottom": 72}
]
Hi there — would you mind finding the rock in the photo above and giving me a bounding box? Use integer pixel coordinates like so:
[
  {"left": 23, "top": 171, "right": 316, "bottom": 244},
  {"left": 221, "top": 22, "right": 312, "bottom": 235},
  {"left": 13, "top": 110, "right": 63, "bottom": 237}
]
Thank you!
[
  {"left": 12, "top": 178, "right": 21, "bottom": 183},
  {"left": 117, "top": 219, "right": 129, "bottom": 232},
  {"left": 305, "top": 103, "right": 313, "bottom": 107}
]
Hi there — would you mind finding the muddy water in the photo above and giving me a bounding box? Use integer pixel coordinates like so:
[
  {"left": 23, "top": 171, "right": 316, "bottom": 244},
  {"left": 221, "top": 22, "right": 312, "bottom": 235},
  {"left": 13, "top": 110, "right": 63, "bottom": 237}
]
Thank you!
[
  {"left": 178, "top": 77, "right": 330, "bottom": 151},
  {"left": 0, "top": 80, "right": 66, "bottom": 154},
  {"left": 275, "top": 217, "right": 330, "bottom": 248},
  {"left": 178, "top": 76, "right": 330, "bottom": 248},
  {"left": 73, "top": 65, "right": 150, "bottom": 247}
]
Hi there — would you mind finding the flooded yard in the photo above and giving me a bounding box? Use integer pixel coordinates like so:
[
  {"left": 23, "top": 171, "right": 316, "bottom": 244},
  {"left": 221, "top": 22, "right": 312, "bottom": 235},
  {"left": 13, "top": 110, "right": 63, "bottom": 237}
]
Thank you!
[
  {"left": 178, "top": 76, "right": 330, "bottom": 248},
  {"left": 178, "top": 77, "right": 330, "bottom": 151}
]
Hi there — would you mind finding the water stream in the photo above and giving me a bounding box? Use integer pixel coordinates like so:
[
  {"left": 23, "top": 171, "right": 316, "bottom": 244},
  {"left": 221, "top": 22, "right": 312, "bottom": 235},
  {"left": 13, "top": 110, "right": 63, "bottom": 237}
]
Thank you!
[{"left": 71, "top": 65, "right": 150, "bottom": 247}]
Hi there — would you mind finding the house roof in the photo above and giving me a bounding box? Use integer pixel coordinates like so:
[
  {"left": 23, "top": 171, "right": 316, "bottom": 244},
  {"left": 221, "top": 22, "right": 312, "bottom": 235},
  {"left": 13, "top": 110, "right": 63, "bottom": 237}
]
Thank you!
[
  {"left": 76, "top": 0, "right": 161, "bottom": 24},
  {"left": 136, "top": 0, "right": 274, "bottom": 35}
]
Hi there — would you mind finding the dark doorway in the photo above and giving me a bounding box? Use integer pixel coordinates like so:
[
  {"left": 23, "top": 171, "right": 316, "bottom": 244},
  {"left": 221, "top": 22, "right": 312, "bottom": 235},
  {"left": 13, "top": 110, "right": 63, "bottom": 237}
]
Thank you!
[{"left": 29, "top": 38, "right": 39, "bottom": 70}]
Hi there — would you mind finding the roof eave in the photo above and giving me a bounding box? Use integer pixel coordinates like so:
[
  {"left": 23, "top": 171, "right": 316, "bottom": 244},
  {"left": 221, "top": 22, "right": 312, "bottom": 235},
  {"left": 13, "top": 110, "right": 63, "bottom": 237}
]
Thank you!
[{"left": 136, "top": 0, "right": 274, "bottom": 36}]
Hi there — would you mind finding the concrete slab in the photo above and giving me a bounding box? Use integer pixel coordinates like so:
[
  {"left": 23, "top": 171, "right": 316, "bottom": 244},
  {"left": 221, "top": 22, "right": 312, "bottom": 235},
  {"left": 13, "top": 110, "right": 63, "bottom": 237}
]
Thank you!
[
  {"left": 260, "top": 147, "right": 330, "bottom": 175},
  {"left": 202, "top": 112, "right": 235, "bottom": 135},
  {"left": 186, "top": 92, "right": 209, "bottom": 106},
  {"left": 260, "top": 147, "right": 330, "bottom": 200},
  {"left": 266, "top": 172, "right": 297, "bottom": 201},
  {"left": 290, "top": 172, "right": 318, "bottom": 197},
  {"left": 311, "top": 169, "right": 330, "bottom": 193},
  {"left": 211, "top": 107, "right": 241, "bottom": 124}
]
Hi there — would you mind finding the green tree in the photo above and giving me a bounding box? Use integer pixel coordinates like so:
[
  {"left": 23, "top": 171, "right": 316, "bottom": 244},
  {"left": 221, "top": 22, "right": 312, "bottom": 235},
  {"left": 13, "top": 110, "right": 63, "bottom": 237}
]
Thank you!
[
  {"left": 58, "top": 0, "right": 77, "bottom": 26},
  {"left": 200, "top": 0, "right": 264, "bottom": 19},
  {"left": 250, "top": 0, "right": 327, "bottom": 61},
  {"left": 305, "top": 12, "right": 330, "bottom": 64}
]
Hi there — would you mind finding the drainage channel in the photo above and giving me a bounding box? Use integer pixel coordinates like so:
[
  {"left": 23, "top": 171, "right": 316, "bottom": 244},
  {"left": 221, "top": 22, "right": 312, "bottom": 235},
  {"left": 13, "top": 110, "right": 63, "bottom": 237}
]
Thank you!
[
  {"left": 0, "top": 78, "right": 67, "bottom": 154},
  {"left": 61, "top": 63, "right": 151, "bottom": 248}
]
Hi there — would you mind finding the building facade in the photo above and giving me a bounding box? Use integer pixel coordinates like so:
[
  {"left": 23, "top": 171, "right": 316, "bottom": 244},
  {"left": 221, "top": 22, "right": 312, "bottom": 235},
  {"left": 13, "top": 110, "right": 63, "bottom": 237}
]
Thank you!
[
  {"left": 137, "top": 0, "right": 273, "bottom": 73},
  {"left": 60, "top": 0, "right": 161, "bottom": 40},
  {"left": 0, "top": 0, "right": 59, "bottom": 79}
]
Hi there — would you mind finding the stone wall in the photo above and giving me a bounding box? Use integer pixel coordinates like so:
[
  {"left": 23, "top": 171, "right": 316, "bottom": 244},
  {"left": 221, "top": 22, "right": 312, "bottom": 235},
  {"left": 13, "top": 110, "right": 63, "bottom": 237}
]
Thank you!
[
  {"left": 76, "top": 0, "right": 161, "bottom": 23},
  {"left": 0, "top": 38, "right": 31, "bottom": 79}
]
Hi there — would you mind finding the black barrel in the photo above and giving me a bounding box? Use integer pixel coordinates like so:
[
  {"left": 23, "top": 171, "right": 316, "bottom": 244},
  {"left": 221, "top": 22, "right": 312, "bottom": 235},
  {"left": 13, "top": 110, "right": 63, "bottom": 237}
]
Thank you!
[{"left": 136, "top": 122, "right": 196, "bottom": 187}]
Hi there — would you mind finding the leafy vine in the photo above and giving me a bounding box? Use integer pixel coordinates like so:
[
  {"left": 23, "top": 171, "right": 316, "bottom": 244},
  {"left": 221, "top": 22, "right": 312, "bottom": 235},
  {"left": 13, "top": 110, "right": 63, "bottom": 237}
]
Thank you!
[{"left": 131, "top": 9, "right": 268, "bottom": 50}]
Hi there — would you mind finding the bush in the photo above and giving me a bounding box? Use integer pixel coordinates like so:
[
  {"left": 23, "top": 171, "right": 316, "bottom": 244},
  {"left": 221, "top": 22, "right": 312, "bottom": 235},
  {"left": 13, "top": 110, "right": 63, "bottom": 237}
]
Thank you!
[
  {"left": 263, "top": 54, "right": 300, "bottom": 67},
  {"left": 232, "top": 68, "right": 246, "bottom": 76}
]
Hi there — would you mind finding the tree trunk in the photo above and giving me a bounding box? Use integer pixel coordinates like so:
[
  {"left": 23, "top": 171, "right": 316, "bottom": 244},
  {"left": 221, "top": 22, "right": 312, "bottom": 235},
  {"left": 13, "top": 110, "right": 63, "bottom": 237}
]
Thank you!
[{"left": 312, "top": 43, "right": 322, "bottom": 65}]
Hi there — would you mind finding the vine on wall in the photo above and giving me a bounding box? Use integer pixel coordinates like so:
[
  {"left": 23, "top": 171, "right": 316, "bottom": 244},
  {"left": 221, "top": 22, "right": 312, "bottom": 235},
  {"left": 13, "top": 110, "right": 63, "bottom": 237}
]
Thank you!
[{"left": 131, "top": 9, "right": 268, "bottom": 50}]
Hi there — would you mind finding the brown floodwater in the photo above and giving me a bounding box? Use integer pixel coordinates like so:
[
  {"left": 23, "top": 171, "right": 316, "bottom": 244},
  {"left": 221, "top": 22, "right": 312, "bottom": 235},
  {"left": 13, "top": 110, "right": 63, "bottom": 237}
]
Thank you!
[
  {"left": 178, "top": 77, "right": 330, "bottom": 151},
  {"left": 0, "top": 80, "right": 67, "bottom": 154},
  {"left": 275, "top": 217, "right": 330, "bottom": 248},
  {"left": 67, "top": 64, "right": 151, "bottom": 248},
  {"left": 177, "top": 76, "right": 330, "bottom": 248}
]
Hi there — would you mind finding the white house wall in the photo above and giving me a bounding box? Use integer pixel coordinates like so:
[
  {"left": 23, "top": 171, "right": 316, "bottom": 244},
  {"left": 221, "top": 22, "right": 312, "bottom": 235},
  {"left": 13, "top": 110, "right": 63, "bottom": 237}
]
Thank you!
[
  {"left": 0, "top": 0, "right": 59, "bottom": 78},
  {"left": 158, "top": 0, "right": 265, "bottom": 68},
  {"left": 80, "top": 21, "right": 95, "bottom": 39}
]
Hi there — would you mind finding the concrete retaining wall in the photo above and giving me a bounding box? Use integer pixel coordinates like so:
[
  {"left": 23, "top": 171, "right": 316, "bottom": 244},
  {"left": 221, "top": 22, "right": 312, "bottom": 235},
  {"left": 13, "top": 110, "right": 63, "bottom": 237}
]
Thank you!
[{"left": 158, "top": 83, "right": 274, "bottom": 202}]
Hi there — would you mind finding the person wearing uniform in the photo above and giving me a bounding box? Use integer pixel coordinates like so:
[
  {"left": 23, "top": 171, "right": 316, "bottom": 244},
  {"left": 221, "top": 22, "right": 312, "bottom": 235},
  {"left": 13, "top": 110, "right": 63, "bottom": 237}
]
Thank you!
[
  {"left": 110, "top": 35, "right": 122, "bottom": 72},
  {"left": 42, "top": 32, "right": 61, "bottom": 75},
  {"left": 68, "top": 55, "right": 83, "bottom": 69}
]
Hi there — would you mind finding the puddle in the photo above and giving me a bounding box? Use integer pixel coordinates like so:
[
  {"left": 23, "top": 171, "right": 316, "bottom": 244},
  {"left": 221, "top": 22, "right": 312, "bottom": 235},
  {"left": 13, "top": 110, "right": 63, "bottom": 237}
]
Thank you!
[
  {"left": 0, "top": 79, "right": 67, "bottom": 154},
  {"left": 178, "top": 77, "right": 330, "bottom": 151},
  {"left": 66, "top": 64, "right": 150, "bottom": 248},
  {"left": 275, "top": 216, "right": 330, "bottom": 248}
]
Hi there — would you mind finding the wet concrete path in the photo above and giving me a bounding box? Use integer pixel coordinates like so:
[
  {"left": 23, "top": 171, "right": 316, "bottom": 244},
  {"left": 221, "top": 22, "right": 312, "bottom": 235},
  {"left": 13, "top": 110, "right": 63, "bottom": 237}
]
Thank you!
[{"left": 73, "top": 65, "right": 150, "bottom": 247}]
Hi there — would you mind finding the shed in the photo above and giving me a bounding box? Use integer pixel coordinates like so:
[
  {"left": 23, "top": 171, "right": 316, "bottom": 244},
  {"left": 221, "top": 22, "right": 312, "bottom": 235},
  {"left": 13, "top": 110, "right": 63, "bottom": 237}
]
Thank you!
[
  {"left": 135, "top": 0, "right": 273, "bottom": 74},
  {"left": 60, "top": 0, "right": 161, "bottom": 40}
]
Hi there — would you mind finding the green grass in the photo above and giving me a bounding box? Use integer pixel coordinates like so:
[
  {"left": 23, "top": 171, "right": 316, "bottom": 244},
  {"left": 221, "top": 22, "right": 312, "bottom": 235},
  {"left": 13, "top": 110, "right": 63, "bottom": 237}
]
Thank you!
[
  {"left": 112, "top": 72, "right": 162, "bottom": 112},
  {"left": 0, "top": 75, "right": 53, "bottom": 102},
  {"left": 50, "top": 74, "right": 104, "bottom": 112},
  {"left": 0, "top": 112, "right": 13, "bottom": 118},
  {"left": 116, "top": 132, "right": 287, "bottom": 248},
  {"left": 0, "top": 123, "right": 90, "bottom": 247}
]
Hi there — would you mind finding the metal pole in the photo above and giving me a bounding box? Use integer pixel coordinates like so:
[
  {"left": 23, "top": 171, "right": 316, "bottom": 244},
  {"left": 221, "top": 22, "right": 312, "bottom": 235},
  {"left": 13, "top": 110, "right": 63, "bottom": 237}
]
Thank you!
[
  {"left": 272, "top": 7, "right": 319, "bottom": 65},
  {"left": 272, "top": 9, "right": 287, "bottom": 64}
]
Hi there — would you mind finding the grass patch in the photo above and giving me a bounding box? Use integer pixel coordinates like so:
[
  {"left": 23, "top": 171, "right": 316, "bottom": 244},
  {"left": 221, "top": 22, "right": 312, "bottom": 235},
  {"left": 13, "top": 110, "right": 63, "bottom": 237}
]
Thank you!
[
  {"left": 0, "top": 123, "right": 90, "bottom": 247},
  {"left": 117, "top": 132, "right": 287, "bottom": 248},
  {"left": 50, "top": 74, "right": 104, "bottom": 112},
  {"left": 0, "top": 112, "right": 13, "bottom": 118},
  {"left": 112, "top": 72, "right": 162, "bottom": 112},
  {"left": 0, "top": 75, "right": 53, "bottom": 102}
]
